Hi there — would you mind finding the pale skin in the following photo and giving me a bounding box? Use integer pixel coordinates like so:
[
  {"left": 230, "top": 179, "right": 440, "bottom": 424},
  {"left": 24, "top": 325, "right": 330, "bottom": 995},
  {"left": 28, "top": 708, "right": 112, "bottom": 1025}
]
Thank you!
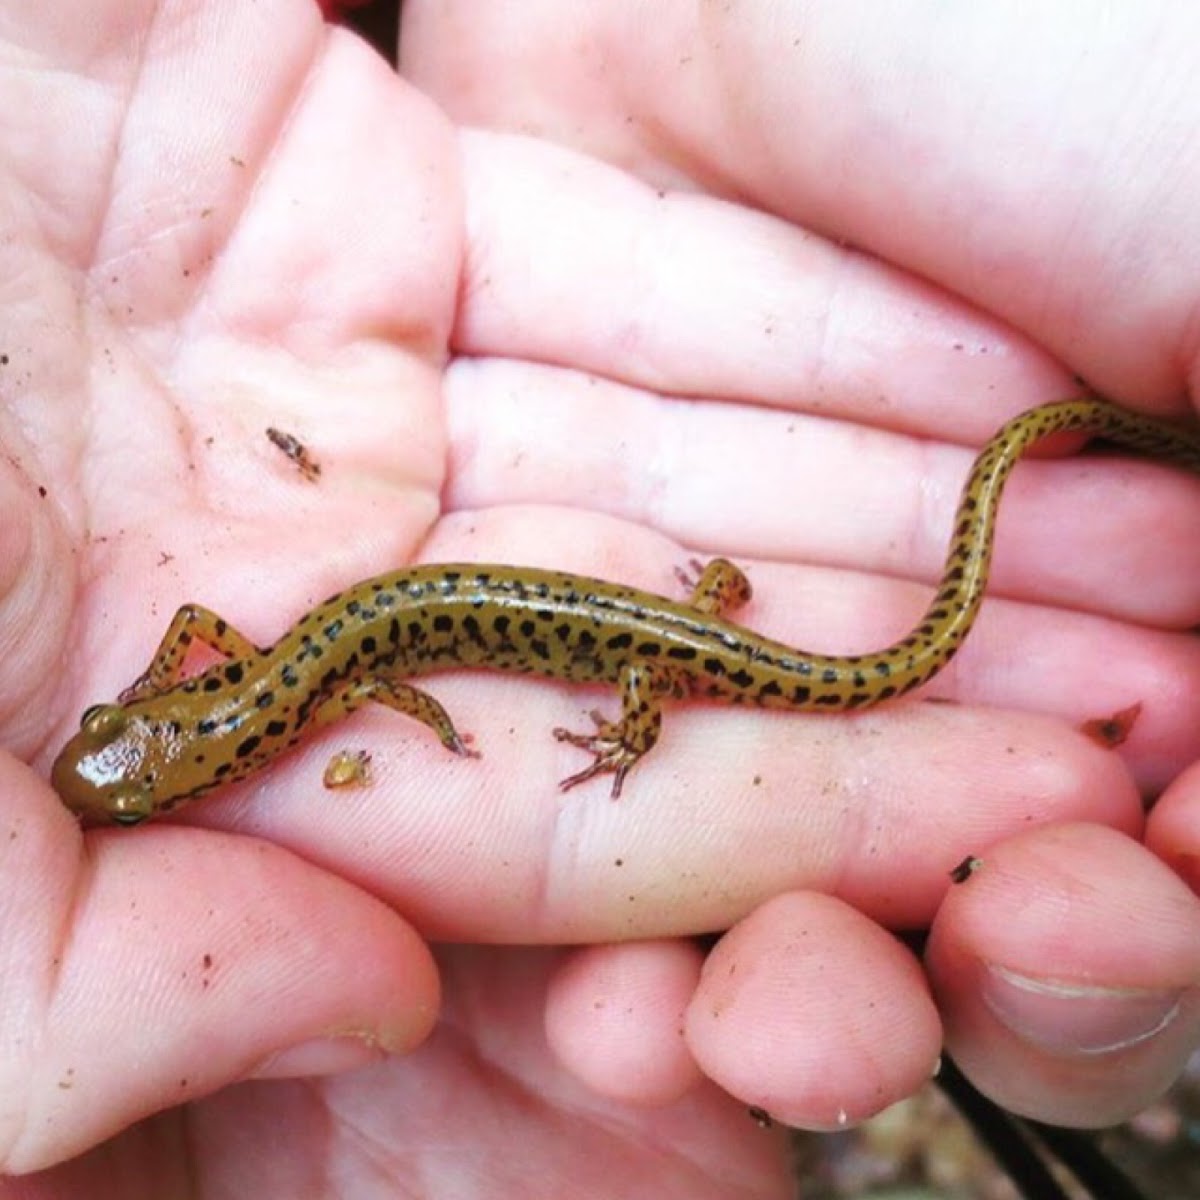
[{"left": 4, "top": 1, "right": 1200, "bottom": 1194}]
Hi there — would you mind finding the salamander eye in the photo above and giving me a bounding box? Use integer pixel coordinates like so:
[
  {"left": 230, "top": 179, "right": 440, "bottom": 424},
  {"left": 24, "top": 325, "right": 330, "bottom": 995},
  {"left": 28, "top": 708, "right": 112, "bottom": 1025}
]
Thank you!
[
  {"left": 80, "top": 704, "right": 127, "bottom": 738},
  {"left": 110, "top": 786, "right": 154, "bottom": 827}
]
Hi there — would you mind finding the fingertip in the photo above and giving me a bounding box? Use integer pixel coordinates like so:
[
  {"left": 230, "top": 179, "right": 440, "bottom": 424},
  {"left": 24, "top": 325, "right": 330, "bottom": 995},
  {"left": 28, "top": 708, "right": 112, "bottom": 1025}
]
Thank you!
[
  {"left": 928, "top": 822, "right": 1200, "bottom": 1125},
  {"left": 685, "top": 893, "right": 942, "bottom": 1130},
  {"left": 544, "top": 941, "right": 704, "bottom": 1105},
  {"left": 16, "top": 827, "right": 441, "bottom": 1171},
  {"left": 1146, "top": 759, "right": 1200, "bottom": 893}
]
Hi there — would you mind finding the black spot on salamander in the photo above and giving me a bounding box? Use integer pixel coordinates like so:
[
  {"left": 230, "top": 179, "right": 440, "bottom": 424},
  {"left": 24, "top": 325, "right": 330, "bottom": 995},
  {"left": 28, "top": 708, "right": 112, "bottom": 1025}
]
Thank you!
[
  {"left": 728, "top": 668, "right": 754, "bottom": 689},
  {"left": 554, "top": 622, "right": 572, "bottom": 643},
  {"left": 433, "top": 614, "right": 454, "bottom": 633},
  {"left": 874, "top": 661, "right": 892, "bottom": 677},
  {"left": 376, "top": 591, "right": 395, "bottom": 607},
  {"left": 361, "top": 635, "right": 377, "bottom": 655},
  {"left": 347, "top": 599, "right": 362, "bottom": 615},
  {"left": 214, "top": 761, "right": 233, "bottom": 778},
  {"left": 821, "top": 667, "right": 839, "bottom": 685},
  {"left": 667, "top": 646, "right": 697, "bottom": 661},
  {"left": 224, "top": 662, "right": 245, "bottom": 685},
  {"left": 844, "top": 692, "right": 871, "bottom": 708},
  {"left": 264, "top": 719, "right": 288, "bottom": 738},
  {"left": 493, "top": 614, "right": 511, "bottom": 636},
  {"left": 193, "top": 753, "right": 206, "bottom": 764},
  {"left": 197, "top": 717, "right": 218, "bottom": 736},
  {"left": 875, "top": 685, "right": 898, "bottom": 701},
  {"left": 518, "top": 619, "right": 536, "bottom": 638},
  {"left": 388, "top": 618, "right": 400, "bottom": 643},
  {"left": 704, "top": 657, "right": 726, "bottom": 677},
  {"left": 814, "top": 694, "right": 843, "bottom": 707},
  {"left": 758, "top": 680, "right": 783, "bottom": 698},
  {"left": 215, "top": 619, "right": 228, "bottom": 637},
  {"left": 255, "top": 690, "right": 276, "bottom": 709},
  {"left": 535, "top": 608, "right": 553, "bottom": 622},
  {"left": 182, "top": 679, "right": 199, "bottom": 693},
  {"left": 202, "top": 676, "right": 223, "bottom": 693},
  {"left": 463, "top": 615, "right": 484, "bottom": 643},
  {"left": 323, "top": 619, "right": 344, "bottom": 641},
  {"left": 576, "top": 629, "right": 597, "bottom": 651},
  {"left": 606, "top": 632, "right": 633, "bottom": 651},
  {"left": 791, "top": 685, "right": 811, "bottom": 703},
  {"left": 407, "top": 621, "right": 425, "bottom": 642},
  {"left": 530, "top": 638, "right": 551, "bottom": 660},
  {"left": 298, "top": 634, "right": 324, "bottom": 662},
  {"left": 636, "top": 641, "right": 662, "bottom": 657},
  {"left": 295, "top": 690, "right": 322, "bottom": 725},
  {"left": 280, "top": 663, "right": 300, "bottom": 688}
]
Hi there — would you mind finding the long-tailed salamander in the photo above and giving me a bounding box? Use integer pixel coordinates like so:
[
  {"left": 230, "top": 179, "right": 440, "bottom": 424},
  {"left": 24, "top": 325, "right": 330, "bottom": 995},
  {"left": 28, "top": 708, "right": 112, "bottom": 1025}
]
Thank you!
[{"left": 51, "top": 396, "right": 1200, "bottom": 825}]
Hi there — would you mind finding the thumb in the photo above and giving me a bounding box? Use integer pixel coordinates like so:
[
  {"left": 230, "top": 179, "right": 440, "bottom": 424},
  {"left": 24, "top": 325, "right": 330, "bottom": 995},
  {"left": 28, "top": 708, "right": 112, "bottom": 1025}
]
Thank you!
[{"left": 1, "top": 759, "right": 439, "bottom": 1173}]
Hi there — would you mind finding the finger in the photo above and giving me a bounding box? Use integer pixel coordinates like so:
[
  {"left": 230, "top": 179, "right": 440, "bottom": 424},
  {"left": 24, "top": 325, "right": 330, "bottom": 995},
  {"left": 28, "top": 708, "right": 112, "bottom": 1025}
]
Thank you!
[
  {"left": 444, "top": 358, "right": 1200, "bottom": 628},
  {"left": 544, "top": 941, "right": 705, "bottom": 1105},
  {"left": 1145, "top": 760, "right": 1200, "bottom": 894},
  {"left": 408, "top": 2, "right": 1200, "bottom": 404},
  {"left": 685, "top": 892, "right": 941, "bottom": 1129},
  {"left": 925, "top": 822, "right": 1200, "bottom": 1126},
  {"left": 452, "top": 131, "right": 1073, "bottom": 444},
  {"left": 3, "top": 769, "right": 438, "bottom": 1174},
  {"left": 199, "top": 629, "right": 1142, "bottom": 944},
  {"left": 441, "top": 369, "right": 1200, "bottom": 792},
  {"left": 7, "top": 945, "right": 792, "bottom": 1197}
]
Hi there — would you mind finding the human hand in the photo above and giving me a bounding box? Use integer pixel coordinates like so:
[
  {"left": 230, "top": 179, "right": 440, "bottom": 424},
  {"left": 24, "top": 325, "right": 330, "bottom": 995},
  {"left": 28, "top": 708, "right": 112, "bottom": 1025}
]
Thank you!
[{"left": 5, "top": 1, "right": 1200, "bottom": 1193}]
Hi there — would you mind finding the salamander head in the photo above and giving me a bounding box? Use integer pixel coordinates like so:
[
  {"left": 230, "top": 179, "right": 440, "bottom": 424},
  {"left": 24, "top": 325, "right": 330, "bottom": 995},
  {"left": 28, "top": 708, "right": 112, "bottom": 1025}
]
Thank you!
[{"left": 51, "top": 702, "right": 176, "bottom": 826}]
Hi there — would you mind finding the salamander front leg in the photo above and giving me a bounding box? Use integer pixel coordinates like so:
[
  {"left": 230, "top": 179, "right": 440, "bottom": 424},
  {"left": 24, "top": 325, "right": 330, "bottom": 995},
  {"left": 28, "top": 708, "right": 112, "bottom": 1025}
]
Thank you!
[
  {"left": 554, "top": 661, "right": 679, "bottom": 798},
  {"left": 313, "top": 677, "right": 480, "bottom": 758},
  {"left": 119, "top": 604, "right": 263, "bottom": 703}
]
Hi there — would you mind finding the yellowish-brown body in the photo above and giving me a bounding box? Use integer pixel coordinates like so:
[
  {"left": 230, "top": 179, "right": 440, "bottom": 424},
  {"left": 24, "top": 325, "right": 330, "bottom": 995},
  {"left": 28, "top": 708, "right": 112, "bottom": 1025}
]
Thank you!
[{"left": 51, "top": 397, "right": 1200, "bottom": 825}]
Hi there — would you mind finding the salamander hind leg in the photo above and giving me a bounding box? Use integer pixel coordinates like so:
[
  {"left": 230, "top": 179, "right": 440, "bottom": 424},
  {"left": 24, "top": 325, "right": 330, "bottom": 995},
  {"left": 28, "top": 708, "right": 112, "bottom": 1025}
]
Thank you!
[
  {"left": 553, "top": 661, "right": 679, "bottom": 798},
  {"left": 313, "top": 676, "right": 480, "bottom": 758},
  {"left": 119, "top": 604, "right": 262, "bottom": 702},
  {"left": 674, "top": 557, "right": 753, "bottom": 617}
]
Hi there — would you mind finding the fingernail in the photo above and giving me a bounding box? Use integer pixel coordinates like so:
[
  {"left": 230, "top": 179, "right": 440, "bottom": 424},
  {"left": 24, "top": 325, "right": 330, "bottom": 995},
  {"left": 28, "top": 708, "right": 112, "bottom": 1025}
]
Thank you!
[
  {"left": 982, "top": 964, "right": 1182, "bottom": 1055},
  {"left": 251, "top": 1033, "right": 387, "bottom": 1079}
]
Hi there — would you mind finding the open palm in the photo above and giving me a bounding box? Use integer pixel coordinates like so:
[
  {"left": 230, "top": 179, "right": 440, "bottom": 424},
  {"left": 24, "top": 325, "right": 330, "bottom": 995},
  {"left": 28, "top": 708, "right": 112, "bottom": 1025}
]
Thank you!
[{"left": 4, "top": 2, "right": 1200, "bottom": 1194}]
